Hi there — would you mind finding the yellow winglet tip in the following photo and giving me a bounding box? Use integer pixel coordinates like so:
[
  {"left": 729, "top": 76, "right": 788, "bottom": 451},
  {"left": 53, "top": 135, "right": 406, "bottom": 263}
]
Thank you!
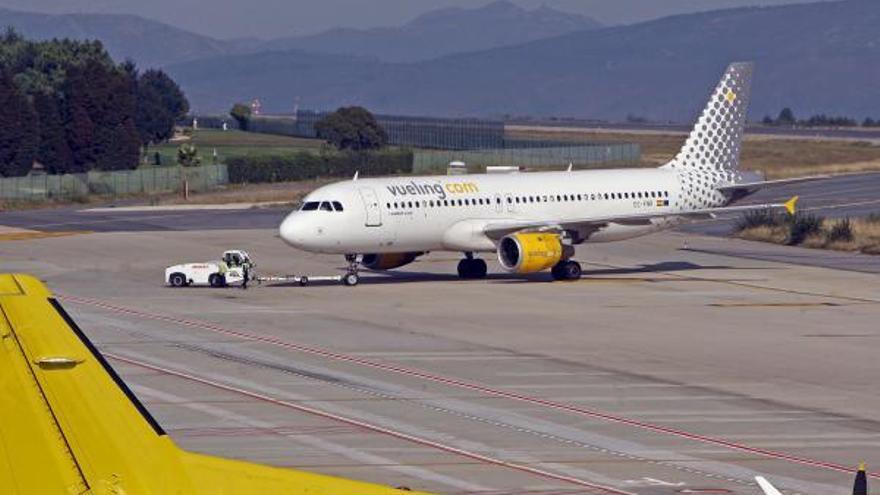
[
  {"left": 784, "top": 196, "right": 799, "bottom": 215},
  {"left": 858, "top": 460, "right": 866, "bottom": 471}
]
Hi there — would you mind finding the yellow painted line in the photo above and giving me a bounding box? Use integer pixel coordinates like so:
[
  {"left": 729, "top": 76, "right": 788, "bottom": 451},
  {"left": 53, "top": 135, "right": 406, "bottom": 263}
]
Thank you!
[{"left": 0, "top": 231, "right": 91, "bottom": 242}]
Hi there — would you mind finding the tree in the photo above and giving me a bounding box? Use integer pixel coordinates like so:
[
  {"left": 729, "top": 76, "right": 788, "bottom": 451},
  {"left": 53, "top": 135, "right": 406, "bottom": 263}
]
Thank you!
[
  {"left": 230, "top": 103, "right": 251, "bottom": 131},
  {"left": 314, "top": 106, "right": 388, "bottom": 151},
  {"left": 0, "top": 71, "right": 38, "bottom": 177},
  {"left": 864, "top": 118, "right": 877, "bottom": 128},
  {"left": 761, "top": 115, "right": 774, "bottom": 125},
  {"left": 777, "top": 107, "right": 796, "bottom": 126},
  {"left": 33, "top": 91, "right": 74, "bottom": 174},
  {"left": 177, "top": 143, "right": 201, "bottom": 167},
  {"left": 135, "top": 68, "right": 189, "bottom": 146}
]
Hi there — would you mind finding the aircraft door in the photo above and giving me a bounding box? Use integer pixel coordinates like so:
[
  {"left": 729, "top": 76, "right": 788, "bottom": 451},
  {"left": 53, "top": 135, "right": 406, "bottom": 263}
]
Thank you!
[{"left": 358, "top": 187, "right": 382, "bottom": 227}]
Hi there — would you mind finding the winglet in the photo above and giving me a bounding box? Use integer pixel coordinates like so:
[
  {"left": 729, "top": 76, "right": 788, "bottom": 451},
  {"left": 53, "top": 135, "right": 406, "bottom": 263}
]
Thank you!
[
  {"left": 353, "top": 171, "right": 359, "bottom": 181},
  {"left": 854, "top": 461, "right": 868, "bottom": 495},
  {"left": 784, "top": 196, "right": 799, "bottom": 215},
  {"left": 755, "top": 476, "right": 783, "bottom": 495}
]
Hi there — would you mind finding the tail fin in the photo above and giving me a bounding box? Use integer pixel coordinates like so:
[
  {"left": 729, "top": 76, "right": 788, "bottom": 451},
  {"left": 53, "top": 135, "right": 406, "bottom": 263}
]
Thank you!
[
  {"left": 0, "top": 273, "right": 427, "bottom": 495},
  {"left": 663, "top": 62, "right": 754, "bottom": 201}
]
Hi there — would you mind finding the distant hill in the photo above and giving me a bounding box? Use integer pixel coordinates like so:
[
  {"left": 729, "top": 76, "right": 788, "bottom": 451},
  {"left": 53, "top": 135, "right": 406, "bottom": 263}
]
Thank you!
[
  {"left": 0, "top": 8, "right": 231, "bottom": 67},
  {"left": 167, "top": 0, "right": 880, "bottom": 121},
  {"left": 260, "top": 0, "right": 603, "bottom": 62},
  {"left": 0, "top": 1, "right": 600, "bottom": 68}
]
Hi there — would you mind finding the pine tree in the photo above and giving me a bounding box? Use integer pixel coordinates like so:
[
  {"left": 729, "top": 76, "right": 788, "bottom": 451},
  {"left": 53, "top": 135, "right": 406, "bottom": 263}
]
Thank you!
[
  {"left": 135, "top": 69, "right": 189, "bottom": 146},
  {"left": 62, "top": 64, "right": 97, "bottom": 172},
  {"left": 0, "top": 72, "right": 39, "bottom": 177},
  {"left": 33, "top": 91, "right": 74, "bottom": 174}
]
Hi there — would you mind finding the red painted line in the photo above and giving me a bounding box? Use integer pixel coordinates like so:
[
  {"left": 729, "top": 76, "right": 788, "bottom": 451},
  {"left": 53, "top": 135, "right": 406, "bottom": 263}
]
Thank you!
[
  {"left": 106, "top": 352, "right": 630, "bottom": 495},
  {"left": 64, "top": 294, "right": 877, "bottom": 480}
]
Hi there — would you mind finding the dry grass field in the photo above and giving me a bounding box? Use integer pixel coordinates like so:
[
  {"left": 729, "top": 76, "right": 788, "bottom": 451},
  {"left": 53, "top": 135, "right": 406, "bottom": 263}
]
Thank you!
[
  {"left": 737, "top": 217, "right": 880, "bottom": 255},
  {"left": 507, "top": 128, "right": 880, "bottom": 179}
]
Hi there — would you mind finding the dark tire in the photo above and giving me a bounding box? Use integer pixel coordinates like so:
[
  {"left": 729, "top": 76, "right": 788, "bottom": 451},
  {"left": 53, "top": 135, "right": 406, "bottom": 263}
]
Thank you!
[
  {"left": 343, "top": 273, "right": 359, "bottom": 286},
  {"left": 471, "top": 259, "right": 488, "bottom": 278},
  {"left": 551, "top": 260, "right": 581, "bottom": 281},
  {"left": 169, "top": 273, "right": 187, "bottom": 287},
  {"left": 457, "top": 259, "right": 488, "bottom": 279},
  {"left": 299, "top": 276, "right": 309, "bottom": 286},
  {"left": 209, "top": 273, "right": 226, "bottom": 288},
  {"left": 562, "top": 260, "right": 582, "bottom": 280}
]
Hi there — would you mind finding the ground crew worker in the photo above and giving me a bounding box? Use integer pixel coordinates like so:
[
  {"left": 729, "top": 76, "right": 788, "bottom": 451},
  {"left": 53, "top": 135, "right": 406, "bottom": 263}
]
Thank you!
[{"left": 241, "top": 263, "right": 249, "bottom": 290}]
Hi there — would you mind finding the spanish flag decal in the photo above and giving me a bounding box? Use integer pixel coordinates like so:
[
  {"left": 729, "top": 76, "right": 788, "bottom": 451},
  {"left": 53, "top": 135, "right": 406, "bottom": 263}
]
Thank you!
[{"left": 656, "top": 199, "right": 670, "bottom": 207}]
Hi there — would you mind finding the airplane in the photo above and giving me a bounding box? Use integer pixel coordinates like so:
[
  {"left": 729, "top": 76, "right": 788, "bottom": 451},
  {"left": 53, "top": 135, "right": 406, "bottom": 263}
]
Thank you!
[
  {"left": 279, "top": 62, "right": 822, "bottom": 286},
  {"left": 0, "top": 273, "right": 430, "bottom": 494},
  {"left": 756, "top": 462, "right": 868, "bottom": 495}
]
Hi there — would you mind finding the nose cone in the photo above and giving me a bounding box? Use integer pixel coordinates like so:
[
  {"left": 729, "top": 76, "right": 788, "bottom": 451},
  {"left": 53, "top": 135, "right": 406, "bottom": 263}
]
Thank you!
[{"left": 279, "top": 212, "right": 307, "bottom": 249}]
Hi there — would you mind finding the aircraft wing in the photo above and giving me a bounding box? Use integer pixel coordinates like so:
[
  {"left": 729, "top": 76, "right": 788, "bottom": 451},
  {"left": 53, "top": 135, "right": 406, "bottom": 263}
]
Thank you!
[
  {"left": 716, "top": 175, "right": 830, "bottom": 195},
  {"left": 482, "top": 198, "right": 796, "bottom": 239},
  {"left": 0, "top": 273, "right": 430, "bottom": 495}
]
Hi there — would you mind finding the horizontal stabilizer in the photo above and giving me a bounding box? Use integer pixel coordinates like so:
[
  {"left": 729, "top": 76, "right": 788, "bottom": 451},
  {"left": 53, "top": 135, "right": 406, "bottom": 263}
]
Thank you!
[{"left": 716, "top": 175, "right": 831, "bottom": 194}]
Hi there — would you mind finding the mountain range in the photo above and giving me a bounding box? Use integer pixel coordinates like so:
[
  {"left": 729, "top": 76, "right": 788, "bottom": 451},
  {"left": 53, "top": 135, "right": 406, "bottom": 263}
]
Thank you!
[
  {"left": 165, "top": 0, "right": 880, "bottom": 121},
  {"left": 2, "top": 0, "right": 879, "bottom": 121},
  {"left": 259, "top": 1, "right": 602, "bottom": 63},
  {"left": 0, "top": 1, "right": 600, "bottom": 66}
]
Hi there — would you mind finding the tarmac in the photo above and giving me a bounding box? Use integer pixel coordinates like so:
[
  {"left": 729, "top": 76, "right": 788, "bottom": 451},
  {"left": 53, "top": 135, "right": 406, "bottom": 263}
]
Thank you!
[{"left": 2, "top": 214, "right": 879, "bottom": 494}]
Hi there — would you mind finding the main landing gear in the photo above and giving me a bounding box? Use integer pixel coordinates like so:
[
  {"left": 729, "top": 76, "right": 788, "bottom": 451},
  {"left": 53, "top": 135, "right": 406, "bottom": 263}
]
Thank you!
[
  {"left": 343, "top": 254, "right": 361, "bottom": 286},
  {"left": 551, "top": 259, "right": 582, "bottom": 281},
  {"left": 457, "top": 252, "right": 488, "bottom": 279}
]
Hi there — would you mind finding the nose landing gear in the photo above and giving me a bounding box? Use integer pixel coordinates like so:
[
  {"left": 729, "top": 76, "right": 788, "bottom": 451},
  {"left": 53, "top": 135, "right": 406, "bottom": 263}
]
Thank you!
[
  {"left": 344, "top": 254, "right": 361, "bottom": 286},
  {"left": 457, "top": 252, "right": 488, "bottom": 279}
]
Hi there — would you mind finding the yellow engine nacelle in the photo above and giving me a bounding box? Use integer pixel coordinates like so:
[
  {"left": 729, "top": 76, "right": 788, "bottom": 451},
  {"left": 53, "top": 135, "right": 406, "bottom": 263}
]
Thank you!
[
  {"left": 497, "top": 232, "right": 563, "bottom": 274},
  {"left": 361, "top": 252, "right": 422, "bottom": 270}
]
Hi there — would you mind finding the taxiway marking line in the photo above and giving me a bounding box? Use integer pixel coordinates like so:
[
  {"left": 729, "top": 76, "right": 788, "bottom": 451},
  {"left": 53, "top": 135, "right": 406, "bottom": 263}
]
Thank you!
[
  {"left": 106, "top": 352, "right": 631, "bottom": 495},
  {"left": 63, "top": 294, "right": 878, "bottom": 480}
]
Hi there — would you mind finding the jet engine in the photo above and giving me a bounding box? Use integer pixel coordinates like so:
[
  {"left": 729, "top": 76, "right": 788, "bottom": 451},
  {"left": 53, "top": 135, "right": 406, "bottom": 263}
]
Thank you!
[
  {"left": 497, "top": 232, "right": 563, "bottom": 273},
  {"left": 361, "top": 252, "right": 422, "bottom": 270}
]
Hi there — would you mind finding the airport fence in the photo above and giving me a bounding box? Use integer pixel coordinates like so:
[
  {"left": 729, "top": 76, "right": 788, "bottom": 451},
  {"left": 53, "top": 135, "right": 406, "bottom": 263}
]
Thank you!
[
  {"left": 412, "top": 142, "right": 641, "bottom": 173},
  {"left": 226, "top": 149, "right": 413, "bottom": 184},
  {"left": 0, "top": 164, "right": 228, "bottom": 201}
]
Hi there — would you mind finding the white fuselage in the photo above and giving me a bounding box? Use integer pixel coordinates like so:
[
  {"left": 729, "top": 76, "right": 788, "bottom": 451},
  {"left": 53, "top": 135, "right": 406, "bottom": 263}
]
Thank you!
[{"left": 279, "top": 167, "right": 706, "bottom": 255}]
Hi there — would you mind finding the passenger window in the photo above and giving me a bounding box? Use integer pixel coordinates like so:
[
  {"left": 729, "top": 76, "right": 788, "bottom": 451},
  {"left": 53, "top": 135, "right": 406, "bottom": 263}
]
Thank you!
[
  {"left": 332, "top": 201, "right": 344, "bottom": 211},
  {"left": 319, "top": 202, "right": 333, "bottom": 211},
  {"left": 301, "top": 201, "right": 319, "bottom": 211}
]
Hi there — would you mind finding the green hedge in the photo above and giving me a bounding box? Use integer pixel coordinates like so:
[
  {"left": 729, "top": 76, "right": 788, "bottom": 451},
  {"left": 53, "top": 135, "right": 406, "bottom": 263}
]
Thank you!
[{"left": 226, "top": 149, "right": 413, "bottom": 184}]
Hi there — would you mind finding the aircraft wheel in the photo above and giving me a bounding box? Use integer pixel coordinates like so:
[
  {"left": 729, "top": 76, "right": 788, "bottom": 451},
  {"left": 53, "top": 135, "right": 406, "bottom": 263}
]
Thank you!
[
  {"left": 343, "top": 273, "right": 359, "bottom": 286},
  {"left": 551, "top": 260, "right": 581, "bottom": 281},
  {"left": 299, "top": 276, "right": 309, "bottom": 286},
  {"left": 457, "top": 258, "right": 487, "bottom": 279}
]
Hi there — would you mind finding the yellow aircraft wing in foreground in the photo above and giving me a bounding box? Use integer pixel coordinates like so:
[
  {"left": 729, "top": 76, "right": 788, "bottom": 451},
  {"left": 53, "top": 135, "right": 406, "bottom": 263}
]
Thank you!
[{"left": 0, "top": 273, "right": 432, "bottom": 495}]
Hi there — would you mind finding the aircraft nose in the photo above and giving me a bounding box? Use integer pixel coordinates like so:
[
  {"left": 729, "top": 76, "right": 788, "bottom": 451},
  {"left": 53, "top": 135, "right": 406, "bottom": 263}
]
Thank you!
[{"left": 279, "top": 212, "right": 307, "bottom": 248}]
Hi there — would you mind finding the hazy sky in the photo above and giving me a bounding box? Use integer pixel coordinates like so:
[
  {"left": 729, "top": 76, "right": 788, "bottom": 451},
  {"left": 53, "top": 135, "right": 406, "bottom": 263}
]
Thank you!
[{"left": 0, "top": 0, "right": 830, "bottom": 39}]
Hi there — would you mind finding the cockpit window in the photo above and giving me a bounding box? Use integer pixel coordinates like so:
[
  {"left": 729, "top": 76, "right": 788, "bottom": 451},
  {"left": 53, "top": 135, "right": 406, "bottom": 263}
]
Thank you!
[
  {"left": 319, "top": 202, "right": 333, "bottom": 211},
  {"left": 332, "top": 201, "right": 343, "bottom": 211},
  {"left": 301, "top": 201, "right": 319, "bottom": 211}
]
